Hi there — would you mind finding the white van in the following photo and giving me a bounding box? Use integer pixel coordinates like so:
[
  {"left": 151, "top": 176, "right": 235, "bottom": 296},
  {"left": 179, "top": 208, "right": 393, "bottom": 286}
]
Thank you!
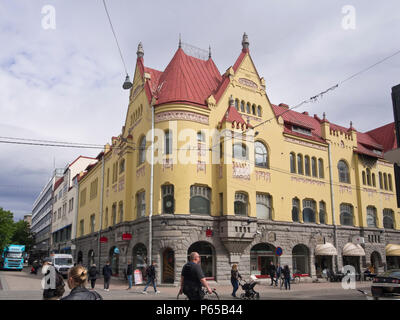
[{"left": 51, "top": 254, "right": 74, "bottom": 278}]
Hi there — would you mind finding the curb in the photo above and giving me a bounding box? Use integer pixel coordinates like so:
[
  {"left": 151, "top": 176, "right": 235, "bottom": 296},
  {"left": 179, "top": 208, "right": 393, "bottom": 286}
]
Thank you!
[{"left": 0, "top": 274, "right": 9, "bottom": 291}]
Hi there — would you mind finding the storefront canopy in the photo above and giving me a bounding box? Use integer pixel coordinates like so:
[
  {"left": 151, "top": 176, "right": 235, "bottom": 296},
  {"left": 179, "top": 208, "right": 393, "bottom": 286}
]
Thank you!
[
  {"left": 386, "top": 244, "right": 400, "bottom": 256},
  {"left": 342, "top": 243, "right": 365, "bottom": 256},
  {"left": 315, "top": 243, "right": 338, "bottom": 256}
]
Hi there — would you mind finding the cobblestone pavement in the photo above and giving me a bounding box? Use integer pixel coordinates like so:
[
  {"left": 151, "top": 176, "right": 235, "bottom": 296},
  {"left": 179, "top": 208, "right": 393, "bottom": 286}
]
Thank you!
[{"left": 0, "top": 267, "right": 371, "bottom": 300}]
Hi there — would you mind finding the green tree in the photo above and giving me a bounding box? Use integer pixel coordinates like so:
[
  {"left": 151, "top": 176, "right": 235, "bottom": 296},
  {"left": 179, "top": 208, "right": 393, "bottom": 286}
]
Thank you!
[
  {"left": 11, "top": 220, "right": 35, "bottom": 251},
  {"left": 0, "top": 208, "right": 15, "bottom": 251}
]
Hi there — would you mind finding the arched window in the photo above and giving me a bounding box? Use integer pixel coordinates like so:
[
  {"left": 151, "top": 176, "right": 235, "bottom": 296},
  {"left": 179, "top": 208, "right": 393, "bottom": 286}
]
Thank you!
[
  {"left": 318, "top": 158, "right": 324, "bottom": 179},
  {"left": 256, "top": 193, "right": 272, "bottom": 220},
  {"left": 139, "top": 136, "right": 146, "bottom": 165},
  {"left": 112, "top": 203, "right": 117, "bottom": 225},
  {"left": 235, "top": 99, "right": 239, "bottom": 110},
  {"left": 366, "top": 206, "right": 377, "bottom": 227},
  {"left": 104, "top": 207, "right": 108, "bottom": 227},
  {"left": 240, "top": 101, "right": 245, "bottom": 112},
  {"left": 164, "top": 129, "right": 172, "bottom": 155},
  {"left": 162, "top": 184, "right": 174, "bottom": 214},
  {"left": 197, "top": 131, "right": 205, "bottom": 142},
  {"left": 255, "top": 141, "right": 268, "bottom": 168},
  {"left": 311, "top": 157, "right": 317, "bottom": 177},
  {"left": 366, "top": 169, "right": 371, "bottom": 186},
  {"left": 302, "top": 199, "right": 316, "bottom": 223},
  {"left": 338, "top": 160, "right": 350, "bottom": 183},
  {"left": 257, "top": 106, "right": 262, "bottom": 117},
  {"left": 292, "top": 198, "right": 300, "bottom": 222},
  {"left": 304, "top": 156, "right": 311, "bottom": 176},
  {"left": 119, "top": 201, "right": 124, "bottom": 223},
  {"left": 362, "top": 171, "right": 366, "bottom": 185},
  {"left": 119, "top": 158, "right": 125, "bottom": 174},
  {"left": 319, "top": 201, "right": 326, "bottom": 224},
  {"left": 246, "top": 102, "right": 251, "bottom": 114},
  {"left": 379, "top": 172, "right": 383, "bottom": 189},
  {"left": 233, "top": 143, "right": 248, "bottom": 160},
  {"left": 383, "top": 209, "right": 395, "bottom": 229},
  {"left": 252, "top": 104, "right": 256, "bottom": 115},
  {"left": 290, "top": 153, "right": 296, "bottom": 173},
  {"left": 340, "top": 203, "right": 354, "bottom": 226},
  {"left": 372, "top": 173, "right": 376, "bottom": 187},
  {"left": 136, "top": 191, "right": 146, "bottom": 217},
  {"left": 190, "top": 185, "right": 211, "bottom": 215},
  {"left": 383, "top": 173, "right": 388, "bottom": 190},
  {"left": 389, "top": 174, "right": 393, "bottom": 191},
  {"left": 297, "top": 154, "right": 304, "bottom": 175},
  {"left": 234, "top": 192, "right": 248, "bottom": 216}
]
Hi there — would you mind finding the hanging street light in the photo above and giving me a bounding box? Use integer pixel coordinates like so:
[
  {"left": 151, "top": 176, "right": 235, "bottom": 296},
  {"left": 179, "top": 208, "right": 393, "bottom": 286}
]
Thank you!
[{"left": 122, "top": 74, "right": 132, "bottom": 89}]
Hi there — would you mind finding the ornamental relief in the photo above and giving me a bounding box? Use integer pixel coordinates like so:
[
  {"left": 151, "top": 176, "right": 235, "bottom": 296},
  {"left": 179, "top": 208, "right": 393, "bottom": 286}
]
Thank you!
[
  {"left": 291, "top": 176, "right": 325, "bottom": 187},
  {"left": 232, "top": 161, "right": 250, "bottom": 180},
  {"left": 136, "top": 166, "right": 145, "bottom": 178},
  {"left": 155, "top": 111, "right": 209, "bottom": 125},
  {"left": 118, "top": 176, "right": 125, "bottom": 192},
  {"left": 339, "top": 185, "right": 352, "bottom": 194},
  {"left": 284, "top": 137, "right": 328, "bottom": 151},
  {"left": 255, "top": 170, "right": 271, "bottom": 183},
  {"left": 380, "top": 192, "right": 394, "bottom": 201},
  {"left": 162, "top": 158, "right": 173, "bottom": 172}
]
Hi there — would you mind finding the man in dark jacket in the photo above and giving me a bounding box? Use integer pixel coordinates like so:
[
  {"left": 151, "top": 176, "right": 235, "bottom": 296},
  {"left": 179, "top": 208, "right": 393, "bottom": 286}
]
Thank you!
[
  {"left": 142, "top": 261, "right": 160, "bottom": 294},
  {"left": 61, "top": 286, "right": 103, "bottom": 300},
  {"left": 269, "top": 261, "right": 277, "bottom": 286},
  {"left": 126, "top": 260, "right": 133, "bottom": 290},
  {"left": 102, "top": 261, "right": 112, "bottom": 291},
  {"left": 88, "top": 264, "right": 98, "bottom": 290}
]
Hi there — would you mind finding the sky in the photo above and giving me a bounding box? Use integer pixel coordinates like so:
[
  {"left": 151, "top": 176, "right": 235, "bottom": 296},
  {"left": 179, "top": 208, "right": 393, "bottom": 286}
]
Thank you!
[{"left": 0, "top": 1, "right": 400, "bottom": 221}]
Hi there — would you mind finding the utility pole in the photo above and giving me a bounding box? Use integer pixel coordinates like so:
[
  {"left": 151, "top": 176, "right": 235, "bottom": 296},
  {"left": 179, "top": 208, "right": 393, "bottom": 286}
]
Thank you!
[
  {"left": 98, "top": 153, "right": 105, "bottom": 270},
  {"left": 149, "top": 102, "right": 154, "bottom": 266}
]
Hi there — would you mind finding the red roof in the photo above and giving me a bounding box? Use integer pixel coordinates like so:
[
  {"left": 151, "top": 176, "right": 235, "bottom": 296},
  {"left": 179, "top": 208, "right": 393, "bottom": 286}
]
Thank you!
[
  {"left": 220, "top": 106, "right": 252, "bottom": 130},
  {"left": 149, "top": 48, "right": 221, "bottom": 107},
  {"left": 366, "top": 122, "right": 397, "bottom": 153},
  {"left": 54, "top": 177, "right": 64, "bottom": 192}
]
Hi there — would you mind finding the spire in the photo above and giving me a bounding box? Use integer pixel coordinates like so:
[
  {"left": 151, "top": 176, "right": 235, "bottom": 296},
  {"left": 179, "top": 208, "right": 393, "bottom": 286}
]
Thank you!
[
  {"left": 350, "top": 121, "right": 353, "bottom": 130},
  {"left": 137, "top": 42, "right": 144, "bottom": 59},
  {"left": 229, "top": 95, "right": 234, "bottom": 106},
  {"left": 242, "top": 32, "right": 249, "bottom": 51},
  {"left": 323, "top": 112, "right": 326, "bottom": 120},
  {"left": 178, "top": 33, "right": 182, "bottom": 49},
  {"left": 208, "top": 45, "right": 211, "bottom": 59}
]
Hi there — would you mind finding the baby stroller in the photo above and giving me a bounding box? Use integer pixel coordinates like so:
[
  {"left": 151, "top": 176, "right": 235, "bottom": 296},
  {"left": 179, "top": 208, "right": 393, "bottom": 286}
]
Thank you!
[{"left": 239, "top": 279, "right": 260, "bottom": 300}]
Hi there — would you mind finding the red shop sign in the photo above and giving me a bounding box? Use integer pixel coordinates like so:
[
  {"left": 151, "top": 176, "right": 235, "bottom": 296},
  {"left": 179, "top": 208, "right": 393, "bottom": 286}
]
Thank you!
[
  {"left": 122, "top": 233, "right": 132, "bottom": 241},
  {"left": 100, "top": 237, "right": 108, "bottom": 243},
  {"left": 206, "top": 229, "right": 213, "bottom": 237}
]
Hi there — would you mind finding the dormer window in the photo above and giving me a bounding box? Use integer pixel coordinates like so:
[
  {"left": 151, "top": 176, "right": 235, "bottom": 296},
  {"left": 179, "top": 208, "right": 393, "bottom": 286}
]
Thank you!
[{"left": 292, "top": 125, "right": 312, "bottom": 136}]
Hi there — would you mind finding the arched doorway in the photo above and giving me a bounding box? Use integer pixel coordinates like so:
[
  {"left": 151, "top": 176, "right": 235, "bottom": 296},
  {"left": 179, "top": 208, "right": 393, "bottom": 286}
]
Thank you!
[
  {"left": 250, "top": 243, "right": 278, "bottom": 278},
  {"left": 77, "top": 251, "right": 83, "bottom": 265},
  {"left": 370, "top": 251, "right": 381, "bottom": 273},
  {"left": 162, "top": 248, "right": 175, "bottom": 284},
  {"left": 109, "top": 246, "right": 120, "bottom": 276},
  {"left": 132, "top": 243, "right": 147, "bottom": 280},
  {"left": 187, "top": 241, "right": 215, "bottom": 280},
  {"left": 292, "top": 244, "right": 310, "bottom": 275},
  {"left": 88, "top": 249, "right": 95, "bottom": 267}
]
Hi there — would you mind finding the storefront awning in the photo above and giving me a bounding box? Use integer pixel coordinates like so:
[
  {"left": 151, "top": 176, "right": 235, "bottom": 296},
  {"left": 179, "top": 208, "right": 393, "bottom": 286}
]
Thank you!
[
  {"left": 315, "top": 243, "right": 337, "bottom": 256},
  {"left": 342, "top": 243, "right": 365, "bottom": 256},
  {"left": 386, "top": 244, "right": 400, "bottom": 256}
]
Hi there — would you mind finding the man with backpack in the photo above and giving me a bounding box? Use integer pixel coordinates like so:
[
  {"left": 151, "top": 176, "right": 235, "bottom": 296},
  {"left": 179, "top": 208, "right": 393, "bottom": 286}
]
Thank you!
[
  {"left": 142, "top": 260, "right": 160, "bottom": 294},
  {"left": 102, "top": 261, "right": 112, "bottom": 291}
]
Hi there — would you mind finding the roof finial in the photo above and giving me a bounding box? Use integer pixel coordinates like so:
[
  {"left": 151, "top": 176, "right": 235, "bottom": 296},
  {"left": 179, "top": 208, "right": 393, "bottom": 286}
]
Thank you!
[
  {"left": 323, "top": 112, "right": 326, "bottom": 120},
  {"left": 350, "top": 121, "right": 353, "bottom": 129},
  {"left": 242, "top": 32, "right": 249, "bottom": 51},
  {"left": 229, "top": 95, "right": 234, "bottom": 106},
  {"left": 137, "top": 42, "right": 144, "bottom": 59},
  {"left": 209, "top": 45, "right": 211, "bottom": 59},
  {"left": 179, "top": 33, "right": 182, "bottom": 49}
]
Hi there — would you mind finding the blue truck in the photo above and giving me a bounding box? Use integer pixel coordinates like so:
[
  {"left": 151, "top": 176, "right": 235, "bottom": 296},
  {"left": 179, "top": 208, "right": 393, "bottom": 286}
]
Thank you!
[{"left": 1, "top": 245, "right": 25, "bottom": 270}]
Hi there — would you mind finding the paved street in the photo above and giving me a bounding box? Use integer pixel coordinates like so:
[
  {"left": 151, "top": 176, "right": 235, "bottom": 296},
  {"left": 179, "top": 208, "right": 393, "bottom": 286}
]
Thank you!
[{"left": 0, "top": 267, "right": 371, "bottom": 300}]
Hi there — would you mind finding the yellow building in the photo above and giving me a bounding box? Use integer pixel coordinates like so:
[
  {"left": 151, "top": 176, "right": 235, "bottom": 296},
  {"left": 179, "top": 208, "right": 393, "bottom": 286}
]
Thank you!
[{"left": 74, "top": 34, "right": 400, "bottom": 282}]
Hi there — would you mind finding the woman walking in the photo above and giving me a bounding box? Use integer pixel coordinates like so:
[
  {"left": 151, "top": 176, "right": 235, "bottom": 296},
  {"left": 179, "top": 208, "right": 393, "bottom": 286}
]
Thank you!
[
  {"left": 230, "top": 264, "right": 242, "bottom": 298},
  {"left": 283, "top": 265, "right": 291, "bottom": 290}
]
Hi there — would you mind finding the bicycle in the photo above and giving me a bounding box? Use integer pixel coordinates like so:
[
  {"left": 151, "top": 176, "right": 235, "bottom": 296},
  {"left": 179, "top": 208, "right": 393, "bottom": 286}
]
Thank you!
[{"left": 177, "top": 287, "right": 220, "bottom": 300}]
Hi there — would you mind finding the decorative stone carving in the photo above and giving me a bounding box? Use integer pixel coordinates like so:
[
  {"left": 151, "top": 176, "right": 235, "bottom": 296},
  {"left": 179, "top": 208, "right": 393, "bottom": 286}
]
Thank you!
[
  {"left": 136, "top": 166, "right": 145, "bottom": 178},
  {"left": 155, "top": 111, "right": 209, "bottom": 125},
  {"left": 284, "top": 137, "right": 328, "bottom": 151},
  {"left": 291, "top": 176, "right": 325, "bottom": 187},
  {"left": 255, "top": 170, "right": 271, "bottom": 182},
  {"left": 232, "top": 161, "right": 250, "bottom": 180},
  {"left": 162, "top": 158, "right": 173, "bottom": 171}
]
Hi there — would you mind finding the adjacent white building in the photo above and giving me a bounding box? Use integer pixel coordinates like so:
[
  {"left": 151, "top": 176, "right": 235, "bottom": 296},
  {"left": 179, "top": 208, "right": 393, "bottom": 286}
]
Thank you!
[
  {"left": 31, "top": 168, "right": 64, "bottom": 259},
  {"left": 50, "top": 156, "right": 97, "bottom": 256}
]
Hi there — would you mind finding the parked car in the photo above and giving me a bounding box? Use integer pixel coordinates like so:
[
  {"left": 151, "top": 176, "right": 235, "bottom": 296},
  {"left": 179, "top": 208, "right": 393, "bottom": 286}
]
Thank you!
[{"left": 371, "top": 269, "right": 400, "bottom": 299}]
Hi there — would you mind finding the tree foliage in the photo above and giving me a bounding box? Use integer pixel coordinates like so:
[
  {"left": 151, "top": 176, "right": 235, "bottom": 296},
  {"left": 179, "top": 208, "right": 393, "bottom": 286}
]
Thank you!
[
  {"left": 11, "top": 220, "right": 35, "bottom": 251},
  {"left": 0, "top": 207, "right": 15, "bottom": 251}
]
